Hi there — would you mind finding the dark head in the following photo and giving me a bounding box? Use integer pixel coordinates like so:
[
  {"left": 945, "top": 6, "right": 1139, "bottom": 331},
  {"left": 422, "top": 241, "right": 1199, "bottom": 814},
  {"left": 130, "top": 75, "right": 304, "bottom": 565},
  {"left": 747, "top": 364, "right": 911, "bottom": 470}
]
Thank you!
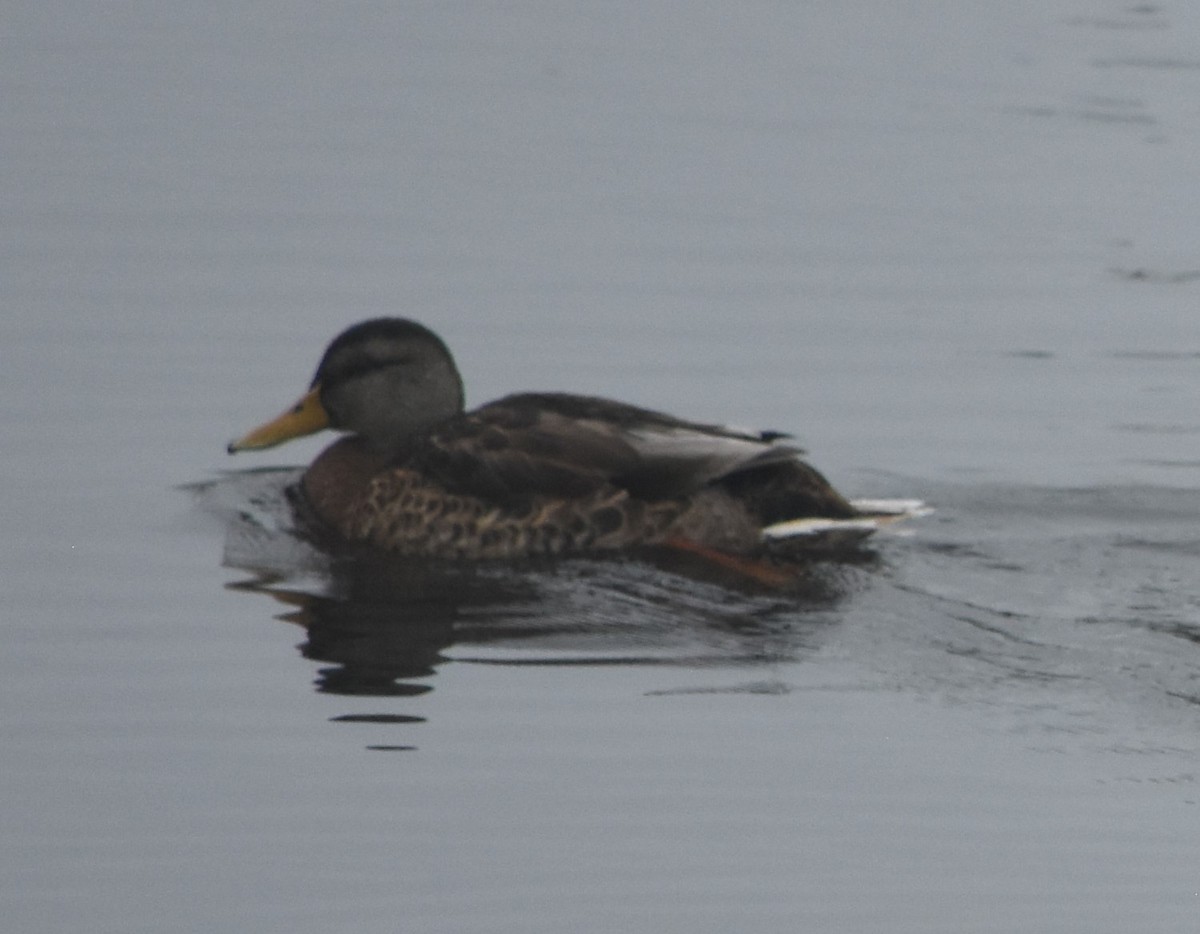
[{"left": 228, "top": 318, "right": 465, "bottom": 459}]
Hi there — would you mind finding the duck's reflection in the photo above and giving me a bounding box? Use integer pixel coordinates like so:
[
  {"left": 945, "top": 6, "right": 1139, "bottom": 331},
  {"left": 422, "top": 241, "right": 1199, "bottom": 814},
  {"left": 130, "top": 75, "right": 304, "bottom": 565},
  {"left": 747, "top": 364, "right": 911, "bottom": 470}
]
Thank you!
[
  {"left": 230, "top": 557, "right": 545, "bottom": 695},
  {"left": 230, "top": 546, "right": 862, "bottom": 692},
  {"left": 201, "top": 469, "right": 871, "bottom": 743}
]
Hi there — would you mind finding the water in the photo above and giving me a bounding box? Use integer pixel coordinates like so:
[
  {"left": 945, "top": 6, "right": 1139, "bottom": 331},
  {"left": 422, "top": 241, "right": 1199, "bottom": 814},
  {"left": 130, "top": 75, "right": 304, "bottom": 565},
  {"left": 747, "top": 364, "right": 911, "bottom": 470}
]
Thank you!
[{"left": 5, "top": 3, "right": 1200, "bottom": 932}]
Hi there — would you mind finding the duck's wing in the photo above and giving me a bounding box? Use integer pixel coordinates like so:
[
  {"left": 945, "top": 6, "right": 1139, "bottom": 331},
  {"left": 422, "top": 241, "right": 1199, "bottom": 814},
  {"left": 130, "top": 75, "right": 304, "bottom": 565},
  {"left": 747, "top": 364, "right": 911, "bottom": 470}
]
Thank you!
[{"left": 413, "top": 392, "right": 801, "bottom": 502}]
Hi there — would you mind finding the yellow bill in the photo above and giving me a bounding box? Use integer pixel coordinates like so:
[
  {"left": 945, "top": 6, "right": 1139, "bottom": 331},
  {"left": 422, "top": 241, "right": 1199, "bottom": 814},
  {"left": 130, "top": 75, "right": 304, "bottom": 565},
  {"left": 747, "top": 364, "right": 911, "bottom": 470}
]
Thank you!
[{"left": 227, "top": 385, "right": 330, "bottom": 453}]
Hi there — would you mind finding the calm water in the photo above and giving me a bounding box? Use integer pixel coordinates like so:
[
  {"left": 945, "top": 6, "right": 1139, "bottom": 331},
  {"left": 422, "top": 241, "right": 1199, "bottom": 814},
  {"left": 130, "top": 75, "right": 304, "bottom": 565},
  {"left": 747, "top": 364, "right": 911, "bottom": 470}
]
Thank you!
[{"left": 6, "top": 3, "right": 1200, "bottom": 932}]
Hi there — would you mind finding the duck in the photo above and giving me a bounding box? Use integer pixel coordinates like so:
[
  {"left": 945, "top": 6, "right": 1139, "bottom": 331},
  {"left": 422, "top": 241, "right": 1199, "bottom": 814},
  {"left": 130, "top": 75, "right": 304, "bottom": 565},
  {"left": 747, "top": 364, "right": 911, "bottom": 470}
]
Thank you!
[{"left": 228, "top": 318, "right": 920, "bottom": 568}]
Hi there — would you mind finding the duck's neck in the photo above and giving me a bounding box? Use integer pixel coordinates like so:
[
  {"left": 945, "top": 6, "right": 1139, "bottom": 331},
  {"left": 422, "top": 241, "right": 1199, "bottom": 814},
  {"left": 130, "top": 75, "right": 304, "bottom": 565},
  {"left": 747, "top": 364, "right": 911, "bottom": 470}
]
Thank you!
[{"left": 301, "top": 436, "right": 386, "bottom": 528}]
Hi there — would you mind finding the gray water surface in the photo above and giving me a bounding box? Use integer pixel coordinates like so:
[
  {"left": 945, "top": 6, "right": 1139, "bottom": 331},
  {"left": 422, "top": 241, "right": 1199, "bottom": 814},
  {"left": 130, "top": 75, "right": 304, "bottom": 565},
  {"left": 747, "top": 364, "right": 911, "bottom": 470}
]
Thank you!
[{"left": 6, "top": 4, "right": 1200, "bottom": 932}]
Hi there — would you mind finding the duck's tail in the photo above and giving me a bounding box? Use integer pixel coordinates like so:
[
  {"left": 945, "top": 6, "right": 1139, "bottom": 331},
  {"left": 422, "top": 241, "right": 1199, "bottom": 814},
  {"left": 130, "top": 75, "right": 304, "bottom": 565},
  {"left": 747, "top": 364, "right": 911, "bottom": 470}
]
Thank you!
[{"left": 760, "top": 498, "right": 931, "bottom": 555}]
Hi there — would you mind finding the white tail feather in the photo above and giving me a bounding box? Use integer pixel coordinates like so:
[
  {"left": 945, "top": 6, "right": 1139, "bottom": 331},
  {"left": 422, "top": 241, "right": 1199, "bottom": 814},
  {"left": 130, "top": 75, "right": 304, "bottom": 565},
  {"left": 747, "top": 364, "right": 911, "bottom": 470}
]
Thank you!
[{"left": 761, "top": 499, "right": 930, "bottom": 542}]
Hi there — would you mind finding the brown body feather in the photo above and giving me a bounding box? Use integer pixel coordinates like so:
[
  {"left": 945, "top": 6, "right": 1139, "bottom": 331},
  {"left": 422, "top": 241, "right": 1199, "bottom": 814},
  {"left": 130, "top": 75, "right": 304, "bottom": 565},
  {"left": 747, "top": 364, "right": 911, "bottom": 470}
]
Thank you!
[{"left": 300, "top": 394, "right": 856, "bottom": 559}]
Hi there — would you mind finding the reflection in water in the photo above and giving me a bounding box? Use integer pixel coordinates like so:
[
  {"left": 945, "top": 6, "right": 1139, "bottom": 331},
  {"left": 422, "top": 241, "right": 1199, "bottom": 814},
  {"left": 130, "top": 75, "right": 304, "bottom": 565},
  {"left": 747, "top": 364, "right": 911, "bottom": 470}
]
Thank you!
[
  {"left": 228, "top": 547, "right": 859, "bottom": 698},
  {"left": 193, "top": 469, "right": 871, "bottom": 702},
  {"left": 191, "top": 471, "right": 1200, "bottom": 750}
]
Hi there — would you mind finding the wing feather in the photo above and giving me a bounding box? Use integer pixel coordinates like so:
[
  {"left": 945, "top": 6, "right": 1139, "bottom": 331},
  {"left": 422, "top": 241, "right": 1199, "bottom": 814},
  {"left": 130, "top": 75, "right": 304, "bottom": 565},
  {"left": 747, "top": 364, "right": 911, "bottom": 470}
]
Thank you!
[{"left": 407, "top": 392, "right": 799, "bottom": 502}]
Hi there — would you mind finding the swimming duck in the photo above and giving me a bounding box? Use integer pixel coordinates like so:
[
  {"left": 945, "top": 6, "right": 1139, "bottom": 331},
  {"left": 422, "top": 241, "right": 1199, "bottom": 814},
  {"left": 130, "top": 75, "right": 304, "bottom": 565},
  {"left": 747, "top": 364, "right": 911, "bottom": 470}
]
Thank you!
[{"left": 228, "top": 318, "right": 918, "bottom": 565}]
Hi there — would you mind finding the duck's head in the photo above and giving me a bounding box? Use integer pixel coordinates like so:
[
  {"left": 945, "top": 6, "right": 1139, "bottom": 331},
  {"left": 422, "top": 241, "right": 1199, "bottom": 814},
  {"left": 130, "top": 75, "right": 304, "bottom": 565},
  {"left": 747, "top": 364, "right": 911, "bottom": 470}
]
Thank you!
[{"left": 228, "top": 318, "right": 465, "bottom": 459}]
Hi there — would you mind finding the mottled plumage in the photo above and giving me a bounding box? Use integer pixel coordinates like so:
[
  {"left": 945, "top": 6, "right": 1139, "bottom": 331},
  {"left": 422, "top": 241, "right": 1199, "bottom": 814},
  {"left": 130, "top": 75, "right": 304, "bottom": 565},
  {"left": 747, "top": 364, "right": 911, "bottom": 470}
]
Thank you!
[{"left": 228, "top": 318, "right": 920, "bottom": 565}]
